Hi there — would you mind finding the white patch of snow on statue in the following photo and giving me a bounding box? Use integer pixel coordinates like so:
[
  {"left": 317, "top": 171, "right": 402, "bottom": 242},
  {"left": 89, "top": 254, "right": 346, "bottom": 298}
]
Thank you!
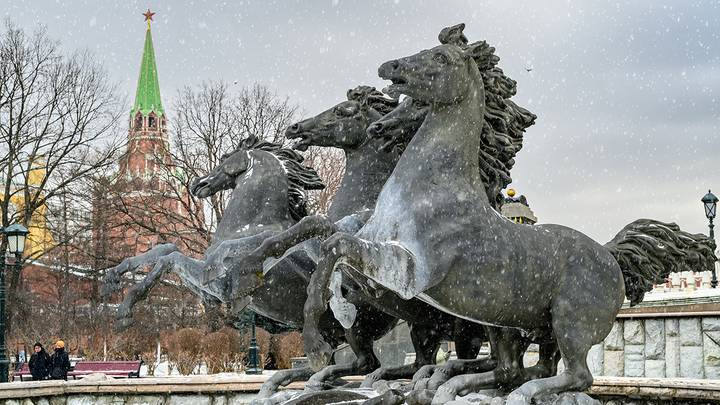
[{"left": 328, "top": 270, "right": 357, "bottom": 329}]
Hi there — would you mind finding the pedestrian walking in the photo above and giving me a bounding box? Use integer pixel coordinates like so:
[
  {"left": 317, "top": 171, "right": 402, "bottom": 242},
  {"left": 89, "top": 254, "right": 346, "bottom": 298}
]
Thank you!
[
  {"left": 28, "top": 342, "right": 50, "bottom": 381},
  {"left": 49, "top": 340, "right": 70, "bottom": 380}
]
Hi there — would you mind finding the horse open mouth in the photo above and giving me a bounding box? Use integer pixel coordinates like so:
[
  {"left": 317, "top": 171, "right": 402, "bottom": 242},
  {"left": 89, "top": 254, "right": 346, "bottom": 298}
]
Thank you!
[
  {"left": 384, "top": 78, "right": 408, "bottom": 98},
  {"left": 290, "top": 133, "right": 313, "bottom": 151},
  {"left": 191, "top": 180, "right": 212, "bottom": 198}
]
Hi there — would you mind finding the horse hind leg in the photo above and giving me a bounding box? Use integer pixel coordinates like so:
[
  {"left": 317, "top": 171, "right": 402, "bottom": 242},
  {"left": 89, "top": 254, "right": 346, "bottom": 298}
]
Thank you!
[
  {"left": 305, "top": 319, "right": 383, "bottom": 392},
  {"left": 505, "top": 306, "right": 598, "bottom": 404},
  {"left": 362, "top": 322, "right": 442, "bottom": 389},
  {"left": 424, "top": 328, "right": 523, "bottom": 404},
  {"left": 523, "top": 340, "right": 561, "bottom": 381}
]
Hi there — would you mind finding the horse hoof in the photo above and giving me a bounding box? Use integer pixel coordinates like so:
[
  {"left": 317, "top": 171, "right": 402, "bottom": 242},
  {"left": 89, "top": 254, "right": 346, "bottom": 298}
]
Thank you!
[
  {"left": 505, "top": 391, "right": 532, "bottom": 405},
  {"left": 413, "top": 377, "right": 430, "bottom": 391},
  {"left": 361, "top": 370, "right": 384, "bottom": 388},
  {"left": 362, "top": 389, "right": 405, "bottom": 405},
  {"left": 406, "top": 389, "right": 436, "bottom": 405},
  {"left": 412, "top": 365, "right": 436, "bottom": 383},
  {"left": 303, "top": 380, "right": 324, "bottom": 392},
  {"left": 305, "top": 339, "right": 333, "bottom": 371},
  {"left": 431, "top": 385, "right": 457, "bottom": 404}
]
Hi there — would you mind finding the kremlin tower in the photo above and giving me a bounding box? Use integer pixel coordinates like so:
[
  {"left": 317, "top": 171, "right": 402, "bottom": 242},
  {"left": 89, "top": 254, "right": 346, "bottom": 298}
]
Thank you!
[{"left": 95, "top": 10, "right": 202, "bottom": 265}]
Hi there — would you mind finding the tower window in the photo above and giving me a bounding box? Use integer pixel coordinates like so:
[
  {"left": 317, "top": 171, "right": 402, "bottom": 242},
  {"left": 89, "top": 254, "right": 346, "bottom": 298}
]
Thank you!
[
  {"left": 134, "top": 113, "right": 143, "bottom": 130},
  {"left": 148, "top": 115, "right": 157, "bottom": 128}
]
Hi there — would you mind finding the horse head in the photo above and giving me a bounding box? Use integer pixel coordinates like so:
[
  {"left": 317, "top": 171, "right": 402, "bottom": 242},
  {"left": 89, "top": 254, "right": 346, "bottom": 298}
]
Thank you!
[
  {"left": 190, "top": 144, "right": 253, "bottom": 198},
  {"left": 378, "top": 38, "right": 495, "bottom": 105},
  {"left": 285, "top": 86, "right": 396, "bottom": 151},
  {"left": 366, "top": 96, "right": 429, "bottom": 152}
]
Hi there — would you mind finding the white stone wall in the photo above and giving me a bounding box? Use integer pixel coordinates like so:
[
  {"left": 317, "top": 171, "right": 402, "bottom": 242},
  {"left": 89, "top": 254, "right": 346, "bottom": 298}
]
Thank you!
[{"left": 589, "top": 317, "right": 720, "bottom": 379}]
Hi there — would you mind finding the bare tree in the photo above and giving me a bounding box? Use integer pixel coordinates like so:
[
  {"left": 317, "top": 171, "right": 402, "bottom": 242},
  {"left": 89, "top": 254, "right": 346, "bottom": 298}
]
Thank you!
[
  {"left": 0, "top": 20, "right": 124, "bottom": 333},
  {"left": 303, "top": 147, "right": 345, "bottom": 215}
]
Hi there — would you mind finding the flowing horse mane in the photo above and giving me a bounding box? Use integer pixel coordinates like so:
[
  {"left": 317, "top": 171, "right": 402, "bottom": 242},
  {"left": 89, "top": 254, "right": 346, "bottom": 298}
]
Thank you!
[
  {"left": 439, "top": 24, "right": 537, "bottom": 209},
  {"left": 238, "top": 136, "right": 325, "bottom": 220},
  {"left": 347, "top": 85, "right": 399, "bottom": 115},
  {"left": 605, "top": 219, "right": 718, "bottom": 305}
]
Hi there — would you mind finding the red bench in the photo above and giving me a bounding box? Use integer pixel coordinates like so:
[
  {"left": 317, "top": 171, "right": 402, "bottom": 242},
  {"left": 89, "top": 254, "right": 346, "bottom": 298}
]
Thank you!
[
  {"left": 67, "top": 361, "right": 142, "bottom": 379},
  {"left": 12, "top": 363, "right": 31, "bottom": 381}
]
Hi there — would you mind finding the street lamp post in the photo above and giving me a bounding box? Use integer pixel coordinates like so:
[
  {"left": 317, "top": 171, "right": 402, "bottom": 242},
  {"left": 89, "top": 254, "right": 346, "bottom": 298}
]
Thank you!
[
  {"left": 702, "top": 190, "right": 718, "bottom": 289},
  {"left": 0, "top": 224, "right": 29, "bottom": 383},
  {"left": 246, "top": 312, "right": 262, "bottom": 374}
]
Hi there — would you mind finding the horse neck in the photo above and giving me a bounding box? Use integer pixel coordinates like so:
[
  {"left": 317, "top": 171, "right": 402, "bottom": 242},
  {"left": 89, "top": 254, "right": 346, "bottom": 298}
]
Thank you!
[
  {"left": 214, "top": 152, "right": 294, "bottom": 241},
  {"left": 328, "top": 139, "right": 400, "bottom": 220},
  {"left": 396, "top": 68, "right": 489, "bottom": 206}
]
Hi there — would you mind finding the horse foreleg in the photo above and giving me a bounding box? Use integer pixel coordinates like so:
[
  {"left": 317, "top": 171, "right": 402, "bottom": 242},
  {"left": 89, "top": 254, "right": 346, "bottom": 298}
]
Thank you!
[
  {"left": 102, "top": 243, "right": 179, "bottom": 297},
  {"left": 115, "top": 251, "right": 204, "bottom": 331},
  {"left": 166, "top": 251, "right": 216, "bottom": 299},
  {"left": 304, "top": 234, "right": 415, "bottom": 372},
  {"left": 245, "top": 215, "right": 337, "bottom": 267},
  {"left": 303, "top": 232, "right": 376, "bottom": 371}
]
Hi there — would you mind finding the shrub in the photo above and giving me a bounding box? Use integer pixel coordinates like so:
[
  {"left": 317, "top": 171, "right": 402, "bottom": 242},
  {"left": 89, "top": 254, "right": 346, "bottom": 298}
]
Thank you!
[
  {"left": 166, "top": 328, "right": 204, "bottom": 375},
  {"left": 271, "top": 332, "right": 304, "bottom": 369}
]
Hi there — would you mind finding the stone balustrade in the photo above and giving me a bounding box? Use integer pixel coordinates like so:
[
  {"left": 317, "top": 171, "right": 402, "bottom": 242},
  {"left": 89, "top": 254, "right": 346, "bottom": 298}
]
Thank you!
[
  {"left": 0, "top": 374, "right": 719, "bottom": 404},
  {"left": 585, "top": 291, "right": 720, "bottom": 379}
]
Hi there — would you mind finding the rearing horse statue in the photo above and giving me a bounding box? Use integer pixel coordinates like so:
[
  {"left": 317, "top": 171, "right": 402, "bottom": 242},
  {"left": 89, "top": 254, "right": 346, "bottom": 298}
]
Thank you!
[
  {"left": 300, "top": 28, "right": 717, "bottom": 405},
  {"left": 102, "top": 137, "right": 325, "bottom": 329}
]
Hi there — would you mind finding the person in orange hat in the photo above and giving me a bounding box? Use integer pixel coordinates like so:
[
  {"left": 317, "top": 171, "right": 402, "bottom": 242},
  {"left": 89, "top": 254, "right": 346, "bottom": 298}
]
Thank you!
[{"left": 49, "top": 340, "right": 70, "bottom": 380}]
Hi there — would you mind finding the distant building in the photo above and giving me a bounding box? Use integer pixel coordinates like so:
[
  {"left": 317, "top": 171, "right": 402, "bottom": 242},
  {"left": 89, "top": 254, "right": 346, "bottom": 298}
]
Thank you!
[
  {"left": 501, "top": 188, "right": 537, "bottom": 225},
  {"left": 0, "top": 158, "right": 55, "bottom": 259}
]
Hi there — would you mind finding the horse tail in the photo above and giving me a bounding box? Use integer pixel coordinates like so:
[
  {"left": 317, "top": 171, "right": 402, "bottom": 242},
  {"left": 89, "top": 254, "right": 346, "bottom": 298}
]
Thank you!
[{"left": 604, "top": 219, "right": 717, "bottom": 306}]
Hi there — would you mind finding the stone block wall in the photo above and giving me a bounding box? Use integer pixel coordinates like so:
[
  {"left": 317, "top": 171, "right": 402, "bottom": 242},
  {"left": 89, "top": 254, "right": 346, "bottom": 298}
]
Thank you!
[{"left": 589, "top": 316, "right": 720, "bottom": 379}]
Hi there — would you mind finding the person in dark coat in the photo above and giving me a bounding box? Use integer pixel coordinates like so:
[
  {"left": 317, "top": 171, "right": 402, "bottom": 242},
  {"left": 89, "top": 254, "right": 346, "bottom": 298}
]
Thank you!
[
  {"left": 28, "top": 343, "right": 50, "bottom": 381},
  {"left": 49, "top": 340, "right": 70, "bottom": 380}
]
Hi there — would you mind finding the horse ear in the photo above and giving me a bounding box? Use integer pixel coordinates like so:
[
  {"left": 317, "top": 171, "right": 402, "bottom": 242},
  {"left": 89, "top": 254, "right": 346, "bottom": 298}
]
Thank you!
[{"left": 438, "top": 23, "right": 468, "bottom": 46}]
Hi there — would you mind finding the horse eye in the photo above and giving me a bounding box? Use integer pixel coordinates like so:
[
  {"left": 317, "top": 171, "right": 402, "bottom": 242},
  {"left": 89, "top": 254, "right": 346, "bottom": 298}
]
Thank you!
[{"left": 433, "top": 52, "right": 449, "bottom": 64}]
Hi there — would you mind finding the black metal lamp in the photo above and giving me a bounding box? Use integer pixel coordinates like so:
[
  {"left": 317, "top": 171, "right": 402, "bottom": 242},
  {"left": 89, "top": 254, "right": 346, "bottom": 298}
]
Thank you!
[
  {"left": 702, "top": 190, "right": 718, "bottom": 288},
  {"left": 3, "top": 224, "right": 28, "bottom": 256},
  {"left": 0, "top": 223, "right": 29, "bottom": 382}
]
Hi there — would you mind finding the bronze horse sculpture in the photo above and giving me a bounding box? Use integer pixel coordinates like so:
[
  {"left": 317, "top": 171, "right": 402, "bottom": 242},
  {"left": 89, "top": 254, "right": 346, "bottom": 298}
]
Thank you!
[
  {"left": 298, "top": 25, "right": 717, "bottom": 405},
  {"left": 248, "top": 25, "right": 565, "bottom": 398}
]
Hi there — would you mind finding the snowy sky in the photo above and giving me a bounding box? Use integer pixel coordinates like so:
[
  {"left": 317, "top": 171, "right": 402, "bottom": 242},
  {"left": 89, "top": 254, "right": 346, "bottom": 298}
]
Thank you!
[{"left": 4, "top": 0, "right": 720, "bottom": 243}]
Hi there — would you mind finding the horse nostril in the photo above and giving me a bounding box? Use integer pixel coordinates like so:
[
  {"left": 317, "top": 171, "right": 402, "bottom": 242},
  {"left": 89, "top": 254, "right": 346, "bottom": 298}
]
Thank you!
[
  {"left": 390, "top": 60, "right": 399, "bottom": 70},
  {"left": 288, "top": 123, "right": 301, "bottom": 133},
  {"left": 369, "top": 123, "right": 384, "bottom": 135}
]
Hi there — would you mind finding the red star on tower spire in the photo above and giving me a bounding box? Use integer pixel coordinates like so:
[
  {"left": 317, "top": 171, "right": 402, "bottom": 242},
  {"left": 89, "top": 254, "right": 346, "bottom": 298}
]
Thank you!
[{"left": 142, "top": 9, "right": 155, "bottom": 28}]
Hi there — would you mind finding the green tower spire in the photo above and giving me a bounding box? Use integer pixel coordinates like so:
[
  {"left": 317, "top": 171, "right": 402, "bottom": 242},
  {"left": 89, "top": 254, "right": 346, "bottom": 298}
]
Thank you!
[{"left": 131, "top": 10, "right": 163, "bottom": 117}]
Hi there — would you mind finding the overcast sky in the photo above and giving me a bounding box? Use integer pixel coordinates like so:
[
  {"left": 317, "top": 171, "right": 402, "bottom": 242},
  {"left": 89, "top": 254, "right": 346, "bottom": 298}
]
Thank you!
[{"left": 4, "top": 0, "right": 719, "bottom": 243}]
